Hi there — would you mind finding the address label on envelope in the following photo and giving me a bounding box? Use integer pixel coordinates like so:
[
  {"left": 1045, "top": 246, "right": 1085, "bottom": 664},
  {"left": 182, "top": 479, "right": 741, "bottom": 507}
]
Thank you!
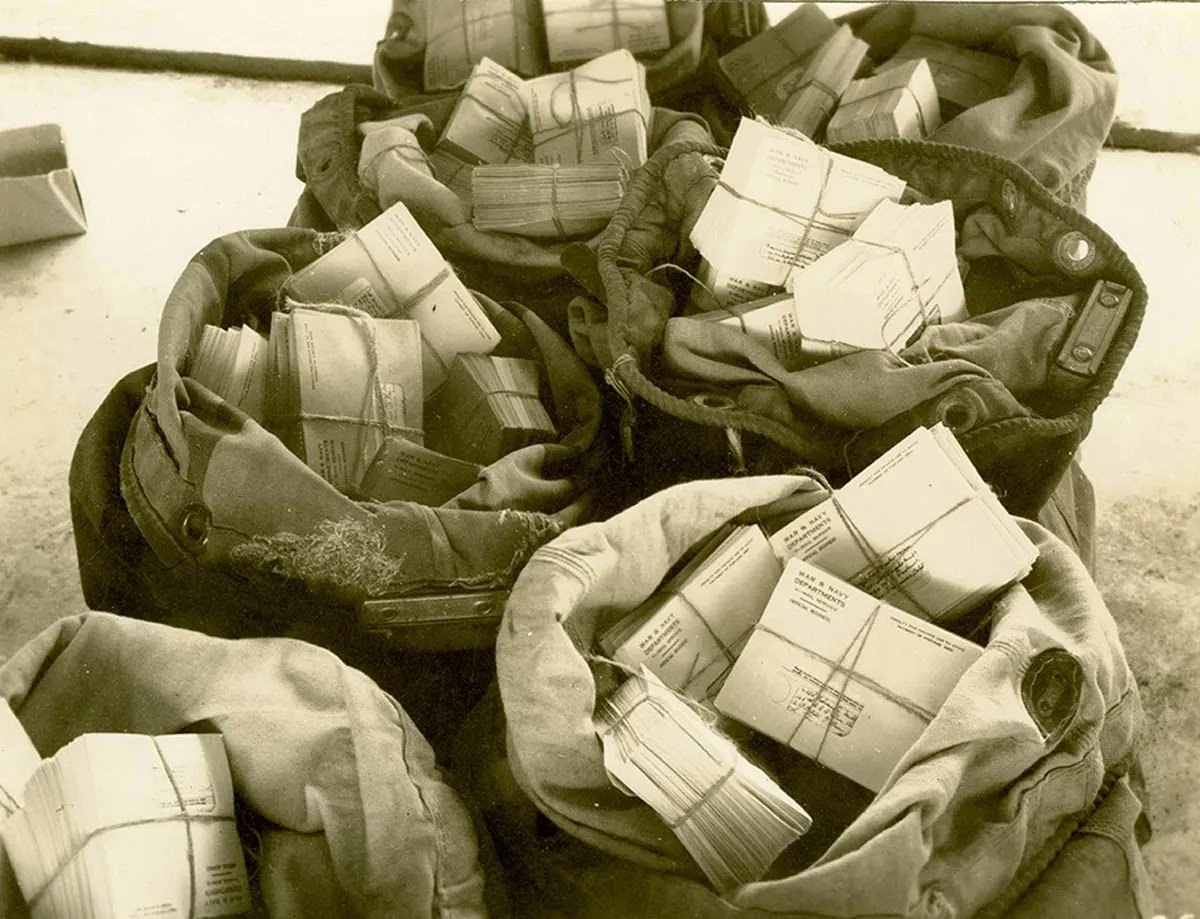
[{"left": 0, "top": 123, "right": 88, "bottom": 248}]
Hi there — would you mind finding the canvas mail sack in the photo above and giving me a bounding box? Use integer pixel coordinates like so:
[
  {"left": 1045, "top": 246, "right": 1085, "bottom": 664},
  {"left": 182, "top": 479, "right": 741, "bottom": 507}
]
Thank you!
[
  {"left": 69, "top": 227, "right": 603, "bottom": 649},
  {"left": 0, "top": 611, "right": 502, "bottom": 919},
  {"left": 457, "top": 474, "right": 1150, "bottom": 918}
]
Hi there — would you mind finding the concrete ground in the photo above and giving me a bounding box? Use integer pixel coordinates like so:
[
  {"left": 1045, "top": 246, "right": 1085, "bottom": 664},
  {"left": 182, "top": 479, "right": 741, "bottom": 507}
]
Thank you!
[{"left": 1, "top": 3, "right": 1197, "bottom": 915}]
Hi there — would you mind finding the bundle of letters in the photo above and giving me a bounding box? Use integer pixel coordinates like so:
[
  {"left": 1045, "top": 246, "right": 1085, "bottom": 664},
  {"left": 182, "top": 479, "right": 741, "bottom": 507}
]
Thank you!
[
  {"left": 689, "top": 118, "right": 965, "bottom": 355},
  {"left": 188, "top": 202, "right": 562, "bottom": 502},
  {"left": 431, "top": 57, "right": 535, "bottom": 203},
  {"left": 689, "top": 117, "right": 906, "bottom": 307},
  {"left": 471, "top": 163, "right": 628, "bottom": 237},
  {"left": 825, "top": 58, "right": 942, "bottom": 145},
  {"left": 423, "top": 0, "right": 543, "bottom": 91},
  {"left": 716, "top": 3, "right": 1014, "bottom": 142},
  {"left": 597, "top": 668, "right": 813, "bottom": 891},
  {"left": 188, "top": 323, "right": 269, "bottom": 419},
  {"left": 421, "top": 0, "right": 671, "bottom": 92},
  {"left": 425, "top": 353, "right": 557, "bottom": 465},
  {"left": 594, "top": 423, "right": 1034, "bottom": 808},
  {"left": 429, "top": 52, "right": 650, "bottom": 217},
  {"left": 524, "top": 49, "right": 652, "bottom": 167},
  {"left": 1, "top": 720, "right": 251, "bottom": 919},
  {"left": 540, "top": 0, "right": 670, "bottom": 66}
]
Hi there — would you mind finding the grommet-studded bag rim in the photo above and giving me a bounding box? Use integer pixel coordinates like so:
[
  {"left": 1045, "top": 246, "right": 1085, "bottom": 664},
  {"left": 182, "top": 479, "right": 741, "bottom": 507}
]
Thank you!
[{"left": 594, "top": 136, "right": 1147, "bottom": 471}]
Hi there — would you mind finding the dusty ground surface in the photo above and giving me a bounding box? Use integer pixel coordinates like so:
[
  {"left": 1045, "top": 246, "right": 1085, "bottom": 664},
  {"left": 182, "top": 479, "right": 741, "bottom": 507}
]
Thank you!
[{"left": 1, "top": 4, "right": 1198, "bottom": 914}]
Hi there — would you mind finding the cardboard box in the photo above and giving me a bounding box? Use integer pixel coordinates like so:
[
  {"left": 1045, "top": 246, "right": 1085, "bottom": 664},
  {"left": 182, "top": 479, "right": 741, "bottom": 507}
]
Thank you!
[
  {"left": 715, "top": 557, "right": 983, "bottom": 792},
  {"left": 0, "top": 124, "right": 87, "bottom": 248}
]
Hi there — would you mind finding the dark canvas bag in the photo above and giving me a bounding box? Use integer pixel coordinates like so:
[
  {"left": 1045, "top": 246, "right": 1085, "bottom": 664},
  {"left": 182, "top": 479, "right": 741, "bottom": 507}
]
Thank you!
[{"left": 69, "top": 227, "right": 602, "bottom": 647}]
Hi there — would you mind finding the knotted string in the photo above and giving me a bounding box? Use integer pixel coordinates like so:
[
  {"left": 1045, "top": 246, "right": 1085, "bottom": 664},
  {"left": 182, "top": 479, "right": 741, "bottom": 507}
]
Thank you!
[
  {"left": 537, "top": 71, "right": 651, "bottom": 164},
  {"left": 27, "top": 738, "right": 231, "bottom": 919},
  {"left": 827, "top": 488, "right": 984, "bottom": 622},
  {"left": 281, "top": 301, "right": 423, "bottom": 483},
  {"left": 710, "top": 153, "right": 841, "bottom": 278},
  {"left": 660, "top": 588, "right": 740, "bottom": 695},
  {"left": 454, "top": 89, "right": 532, "bottom": 162},
  {"left": 762, "top": 602, "right": 938, "bottom": 768}
]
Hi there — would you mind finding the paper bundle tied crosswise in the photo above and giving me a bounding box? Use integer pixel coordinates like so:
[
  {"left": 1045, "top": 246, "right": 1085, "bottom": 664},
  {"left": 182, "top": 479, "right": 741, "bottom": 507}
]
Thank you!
[
  {"left": 0, "top": 701, "right": 40, "bottom": 820},
  {"left": 598, "top": 668, "right": 812, "bottom": 891},
  {"left": 541, "top": 0, "right": 671, "bottom": 65},
  {"left": 431, "top": 56, "right": 534, "bottom": 203},
  {"left": 285, "top": 201, "right": 501, "bottom": 394},
  {"left": 1, "top": 733, "right": 251, "bottom": 918},
  {"left": 471, "top": 162, "right": 627, "bottom": 238},
  {"left": 778, "top": 25, "right": 869, "bottom": 139},
  {"left": 271, "top": 308, "right": 423, "bottom": 494},
  {"left": 598, "top": 524, "right": 783, "bottom": 702},
  {"left": 769, "top": 424, "right": 1038, "bottom": 625},
  {"left": 359, "top": 436, "right": 483, "bottom": 506},
  {"left": 825, "top": 58, "right": 942, "bottom": 145},
  {"left": 188, "top": 324, "right": 270, "bottom": 422},
  {"left": 423, "top": 0, "right": 541, "bottom": 92},
  {"left": 689, "top": 118, "right": 905, "bottom": 308},
  {"left": 878, "top": 36, "right": 1017, "bottom": 116},
  {"left": 789, "top": 197, "right": 966, "bottom": 354},
  {"left": 715, "top": 558, "right": 984, "bottom": 792},
  {"left": 425, "top": 353, "right": 556, "bottom": 466},
  {"left": 715, "top": 4, "right": 838, "bottom": 121},
  {"left": 523, "top": 50, "right": 651, "bottom": 168}
]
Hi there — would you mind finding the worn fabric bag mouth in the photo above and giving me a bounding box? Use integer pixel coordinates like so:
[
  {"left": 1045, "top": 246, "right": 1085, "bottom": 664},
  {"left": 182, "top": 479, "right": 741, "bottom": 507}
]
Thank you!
[
  {"left": 72, "top": 226, "right": 603, "bottom": 642},
  {"left": 563, "top": 131, "right": 1145, "bottom": 522},
  {"left": 290, "top": 81, "right": 715, "bottom": 331},
  {"left": 465, "top": 473, "right": 1149, "bottom": 918}
]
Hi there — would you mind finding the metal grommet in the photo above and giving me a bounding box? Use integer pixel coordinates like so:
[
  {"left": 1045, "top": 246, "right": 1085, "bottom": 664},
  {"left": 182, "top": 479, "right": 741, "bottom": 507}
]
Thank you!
[
  {"left": 935, "top": 392, "right": 981, "bottom": 434},
  {"left": 1099, "top": 291, "right": 1120, "bottom": 308},
  {"left": 178, "top": 503, "right": 211, "bottom": 552},
  {"left": 999, "top": 178, "right": 1019, "bottom": 214},
  {"left": 1054, "top": 231, "right": 1096, "bottom": 272}
]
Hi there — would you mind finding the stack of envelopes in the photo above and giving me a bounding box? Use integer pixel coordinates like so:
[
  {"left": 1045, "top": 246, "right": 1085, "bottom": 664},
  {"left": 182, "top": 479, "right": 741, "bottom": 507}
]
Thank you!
[
  {"left": 471, "top": 162, "right": 627, "bottom": 237},
  {"left": 688, "top": 118, "right": 905, "bottom": 307},
  {"left": 768, "top": 423, "right": 1038, "bottom": 625},
  {"left": 825, "top": 58, "right": 942, "bottom": 144},
  {"left": 431, "top": 57, "right": 535, "bottom": 203},
  {"left": 270, "top": 307, "right": 423, "bottom": 493},
  {"left": 597, "top": 668, "right": 813, "bottom": 892},
  {"left": 778, "top": 24, "right": 869, "bottom": 139},
  {"left": 423, "top": 0, "right": 542, "bottom": 91},
  {"left": 715, "top": 558, "right": 985, "bottom": 792},
  {"left": 789, "top": 198, "right": 966, "bottom": 353},
  {"left": 1, "top": 734, "right": 251, "bottom": 918},
  {"left": 426, "top": 353, "right": 557, "bottom": 465},
  {"left": 285, "top": 201, "right": 502, "bottom": 395},
  {"left": 715, "top": 4, "right": 837, "bottom": 121},
  {"left": 523, "top": 50, "right": 651, "bottom": 167},
  {"left": 188, "top": 324, "right": 270, "bottom": 422},
  {"left": 598, "top": 524, "right": 782, "bottom": 703}
]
